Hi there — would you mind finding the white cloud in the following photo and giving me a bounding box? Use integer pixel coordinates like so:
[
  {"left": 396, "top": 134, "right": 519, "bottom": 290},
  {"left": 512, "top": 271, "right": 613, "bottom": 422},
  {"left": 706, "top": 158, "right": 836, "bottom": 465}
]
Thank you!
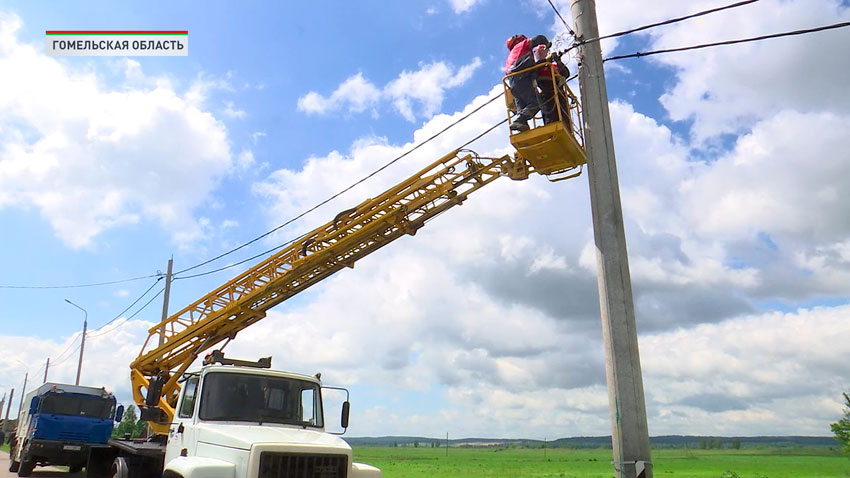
[
  {"left": 297, "top": 58, "right": 483, "bottom": 122},
  {"left": 251, "top": 131, "right": 266, "bottom": 145},
  {"left": 0, "top": 319, "right": 154, "bottom": 415},
  {"left": 447, "top": 0, "right": 485, "bottom": 14},
  {"left": 385, "top": 58, "right": 483, "bottom": 122},
  {"left": 222, "top": 100, "right": 246, "bottom": 119},
  {"left": 641, "top": 305, "right": 850, "bottom": 435},
  {"left": 236, "top": 149, "right": 256, "bottom": 170},
  {"left": 0, "top": 13, "right": 234, "bottom": 249},
  {"left": 296, "top": 73, "right": 381, "bottom": 115},
  {"left": 587, "top": 0, "right": 850, "bottom": 142}
]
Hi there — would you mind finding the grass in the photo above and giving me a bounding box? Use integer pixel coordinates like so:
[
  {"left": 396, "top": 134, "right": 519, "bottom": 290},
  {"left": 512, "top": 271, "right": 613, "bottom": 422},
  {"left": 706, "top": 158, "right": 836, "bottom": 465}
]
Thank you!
[
  {"left": 351, "top": 446, "right": 850, "bottom": 478},
  {"left": 2, "top": 440, "right": 847, "bottom": 477}
]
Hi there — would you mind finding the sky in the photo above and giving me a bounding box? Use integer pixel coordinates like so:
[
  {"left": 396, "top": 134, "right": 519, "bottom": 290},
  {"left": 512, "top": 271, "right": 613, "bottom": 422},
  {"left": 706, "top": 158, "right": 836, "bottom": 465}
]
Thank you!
[{"left": 1, "top": 0, "right": 850, "bottom": 441}]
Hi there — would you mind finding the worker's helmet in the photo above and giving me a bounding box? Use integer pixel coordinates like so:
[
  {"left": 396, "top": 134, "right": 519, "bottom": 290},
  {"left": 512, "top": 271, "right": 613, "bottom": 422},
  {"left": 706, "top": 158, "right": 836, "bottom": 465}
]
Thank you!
[
  {"left": 506, "top": 34, "right": 526, "bottom": 50},
  {"left": 530, "top": 34, "right": 552, "bottom": 49}
]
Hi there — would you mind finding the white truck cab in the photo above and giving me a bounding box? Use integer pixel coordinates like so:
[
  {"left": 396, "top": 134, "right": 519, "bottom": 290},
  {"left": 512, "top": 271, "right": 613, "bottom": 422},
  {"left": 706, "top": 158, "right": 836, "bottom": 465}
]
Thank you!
[{"left": 97, "top": 354, "right": 381, "bottom": 478}]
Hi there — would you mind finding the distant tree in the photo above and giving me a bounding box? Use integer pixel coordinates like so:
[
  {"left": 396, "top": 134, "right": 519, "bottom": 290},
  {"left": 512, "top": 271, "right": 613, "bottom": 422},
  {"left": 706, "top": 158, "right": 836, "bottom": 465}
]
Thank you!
[
  {"left": 700, "top": 439, "right": 708, "bottom": 449},
  {"left": 112, "top": 405, "right": 146, "bottom": 439},
  {"left": 393, "top": 440, "right": 398, "bottom": 448},
  {"left": 732, "top": 438, "right": 741, "bottom": 450},
  {"left": 714, "top": 438, "right": 724, "bottom": 449},
  {"left": 830, "top": 391, "right": 850, "bottom": 457},
  {"left": 414, "top": 440, "right": 419, "bottom": 448}
]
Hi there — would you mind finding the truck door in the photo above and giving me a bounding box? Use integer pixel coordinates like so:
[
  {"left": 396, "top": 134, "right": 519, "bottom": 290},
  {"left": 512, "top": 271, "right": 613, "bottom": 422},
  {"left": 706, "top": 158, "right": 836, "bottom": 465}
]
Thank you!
[{"left": 164, "top": 376, "right": 199, "bottom": 464}]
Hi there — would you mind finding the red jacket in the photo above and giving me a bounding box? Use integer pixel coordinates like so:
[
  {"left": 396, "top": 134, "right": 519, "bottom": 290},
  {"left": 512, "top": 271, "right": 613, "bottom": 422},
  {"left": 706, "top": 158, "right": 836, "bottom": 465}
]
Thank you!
[{"left": 504, "top": 38, "right": 531, "bottom": 74}]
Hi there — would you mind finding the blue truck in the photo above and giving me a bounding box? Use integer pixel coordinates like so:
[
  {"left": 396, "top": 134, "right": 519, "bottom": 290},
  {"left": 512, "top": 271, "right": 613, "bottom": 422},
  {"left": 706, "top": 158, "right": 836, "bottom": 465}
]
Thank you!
[{"left": 8, "top": 382, "right": 121, "bottom": 477}]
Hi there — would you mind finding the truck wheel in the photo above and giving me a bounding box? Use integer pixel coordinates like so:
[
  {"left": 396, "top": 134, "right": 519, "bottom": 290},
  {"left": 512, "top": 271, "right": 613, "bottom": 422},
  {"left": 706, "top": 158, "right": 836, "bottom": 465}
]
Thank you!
[
  {"left": 16, "top": 458, "right": 35, "bottom": 477},
  {"left": 8, "top": 435, "right": 16, "bottom": 459},
  {"left": 9, "top": 439, "right": 20, "bottom": 472},
  {"left": 69, "top": 464, "right": 84, "bottom": 473},
  {"left": 110, "top": 457, "right": 130, "bottom": 478}
]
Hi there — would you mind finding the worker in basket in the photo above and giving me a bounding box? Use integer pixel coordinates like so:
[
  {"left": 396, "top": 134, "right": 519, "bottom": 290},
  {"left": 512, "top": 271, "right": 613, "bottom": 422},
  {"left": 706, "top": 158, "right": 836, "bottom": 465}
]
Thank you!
[
  {"left": 533, "top": 40, "right": 572, "bottom": 129},
  {"left": 505, "top": 34, "right": 546, "bottom": 131}
]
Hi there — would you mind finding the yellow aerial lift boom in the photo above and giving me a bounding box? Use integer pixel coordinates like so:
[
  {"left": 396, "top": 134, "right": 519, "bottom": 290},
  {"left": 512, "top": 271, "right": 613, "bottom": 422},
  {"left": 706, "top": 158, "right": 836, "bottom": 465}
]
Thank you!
[{"left": 132, "top": 67, "right": 586, "bottom": 436}]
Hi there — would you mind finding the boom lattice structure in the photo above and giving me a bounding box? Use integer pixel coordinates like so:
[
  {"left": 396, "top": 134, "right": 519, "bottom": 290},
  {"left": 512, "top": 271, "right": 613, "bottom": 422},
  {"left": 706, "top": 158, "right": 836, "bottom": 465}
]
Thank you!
[
  {"left": 133, "top": 151, "right": 527, "bottom": 432},
  {"left": 132, "top": 71, "right": 586, "bottom": 435}
]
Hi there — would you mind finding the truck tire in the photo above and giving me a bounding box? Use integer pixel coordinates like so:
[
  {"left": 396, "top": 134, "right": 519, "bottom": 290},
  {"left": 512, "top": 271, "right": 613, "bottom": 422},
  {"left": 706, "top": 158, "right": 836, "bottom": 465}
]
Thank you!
[
  {"left": 16, "top": 458, "right": 35, "bottom": 477},
  {"left": 69, "top": 464, "right": 84, "bottom": 473},
  {"left": 109, "top": 457, "right": 130, "bottom": 478},
  {"left": 8, "top": 440, "right": 20, "bottom": 472},
  {"left": 86, "top": 446, "right": 117, "bottom": 478}
]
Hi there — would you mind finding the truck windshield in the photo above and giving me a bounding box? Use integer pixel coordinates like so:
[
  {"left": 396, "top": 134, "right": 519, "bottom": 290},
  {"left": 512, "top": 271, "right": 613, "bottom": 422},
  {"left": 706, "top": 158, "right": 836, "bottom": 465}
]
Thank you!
[
  {"left": 40, "top": 394, "right": 114, "bottom": 419},
  {"left": 199, "top": 372, "right": 323, "bottom": 427}
]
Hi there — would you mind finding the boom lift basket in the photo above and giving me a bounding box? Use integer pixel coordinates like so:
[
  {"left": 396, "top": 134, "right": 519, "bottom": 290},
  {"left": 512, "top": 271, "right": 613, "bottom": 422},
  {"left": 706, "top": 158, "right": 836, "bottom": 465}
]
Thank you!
[{"left": 503, "top": 60, "right": 587, "bottom": 180}]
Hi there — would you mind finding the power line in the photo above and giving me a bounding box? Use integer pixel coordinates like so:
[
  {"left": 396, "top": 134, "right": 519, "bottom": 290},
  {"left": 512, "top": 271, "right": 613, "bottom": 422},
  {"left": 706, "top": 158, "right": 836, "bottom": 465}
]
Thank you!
[
  {"left": 0, "top": 94, "right": 504, "bottom": 290},
  {"left": 51, "top": 334, "right": 81, "bottom": 365},
  {"left": 174, "top": 242, "right": 293, "bottom": 280},
  {"left": 87, "top": 278, "right": 163, "bottom": 335},
  {"left": 574, "top": 0, "right": 760, "bottom": 47},
  {"left": 547, "top": 0, "right": 576, "bottom": 37},
  {"left": 0, "top": 93, "right": 504, "bottom": 291},
  {"left": 126, "top": 287, "right": 166, "bottom": 321},
  {"left": 50, "top": 342, "right": 82, "bottom": 367},
  {"left": 172, "top": 110, "right": 511, "bottom": 282},
  {"left": 604, "top": 20, "right": 850, "bottom": 62},
  {"left": 173, "top": 91, "right": 507, "bottom": 277},
  {"left": 0, "top": 273, "right": 161, "bottom": 290},
  {"left": 88, "top": 286, "right": 165, "bottom": 338}
]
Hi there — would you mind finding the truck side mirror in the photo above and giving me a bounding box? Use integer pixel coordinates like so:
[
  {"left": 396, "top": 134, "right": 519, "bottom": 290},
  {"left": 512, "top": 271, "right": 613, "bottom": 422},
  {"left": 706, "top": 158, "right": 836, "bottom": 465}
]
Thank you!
[
  {"left": 29, "top": 397, "right": 39, "bottom": 413},
  {"left": 115, "top": 405, "right": 125, "bottom": 423},
  {"left": 341, "top": 401, "right": 350, "bottom": 429}
]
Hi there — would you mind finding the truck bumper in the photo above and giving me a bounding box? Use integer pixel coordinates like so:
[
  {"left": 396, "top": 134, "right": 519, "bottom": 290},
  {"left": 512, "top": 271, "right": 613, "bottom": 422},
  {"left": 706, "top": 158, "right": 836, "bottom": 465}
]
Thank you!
[{"left": 27, "top": 439, "right": 107, "bottom": 465}]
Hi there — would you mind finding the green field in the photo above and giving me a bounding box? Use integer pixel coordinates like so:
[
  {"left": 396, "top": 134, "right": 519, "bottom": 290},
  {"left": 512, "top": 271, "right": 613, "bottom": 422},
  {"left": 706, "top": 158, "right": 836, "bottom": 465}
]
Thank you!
[
  {"left": 352, "top": 446, "right": 850, "bottom": 478},
  {"left": 3, "top": 441, "right": 848, "bottom": 477}
]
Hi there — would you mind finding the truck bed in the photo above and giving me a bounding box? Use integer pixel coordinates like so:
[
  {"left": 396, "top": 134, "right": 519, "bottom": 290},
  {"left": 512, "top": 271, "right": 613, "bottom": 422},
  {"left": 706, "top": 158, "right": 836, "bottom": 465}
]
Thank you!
[{"left": 107, "top": 438, "right": 166, "bottom": 458}]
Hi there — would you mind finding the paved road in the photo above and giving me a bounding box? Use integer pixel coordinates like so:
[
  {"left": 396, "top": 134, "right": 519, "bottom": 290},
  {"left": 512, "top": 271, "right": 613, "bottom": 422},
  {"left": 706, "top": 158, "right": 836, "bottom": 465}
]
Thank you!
[{"left": 0, "top": 453, "right": 84, "bottom": 478}]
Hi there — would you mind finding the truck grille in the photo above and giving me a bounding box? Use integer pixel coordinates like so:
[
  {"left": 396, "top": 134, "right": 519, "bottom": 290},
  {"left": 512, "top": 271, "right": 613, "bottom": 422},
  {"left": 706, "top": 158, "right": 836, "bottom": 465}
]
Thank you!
[
  {"left": 57, "top": 430, "right": 90, "bottom": 442},
  {"left": 259, "top": 453, "right": 348, "bottom": 478}
]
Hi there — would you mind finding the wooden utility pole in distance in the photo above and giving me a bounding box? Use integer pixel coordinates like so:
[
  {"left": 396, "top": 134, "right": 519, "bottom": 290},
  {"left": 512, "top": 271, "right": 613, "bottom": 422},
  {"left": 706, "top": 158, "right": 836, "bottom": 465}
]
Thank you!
[
  {"left": 3, "top": 388, "right": 13, "bottom": 432},
  {"left": 569, "top": 1, "right": 653, "bottom": 477}
]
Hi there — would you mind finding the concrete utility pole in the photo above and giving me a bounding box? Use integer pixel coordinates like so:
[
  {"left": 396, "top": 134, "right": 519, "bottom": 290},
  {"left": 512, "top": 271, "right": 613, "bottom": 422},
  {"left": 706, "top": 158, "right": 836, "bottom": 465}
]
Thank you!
[
  {"left": 569, "top": 1, "right": 653, "bottom": 477},
  {"left": 159, "top": 257, "right": 174, "bottom": 347},
  {"left": 18, "top": 372, "right": 27, "bottom": 418},
  {"left": 43, "top": 357, "right": 50, "bottom": 383},
  {"left": 65, "top": 299, "right": 88, "bottom": 386}
]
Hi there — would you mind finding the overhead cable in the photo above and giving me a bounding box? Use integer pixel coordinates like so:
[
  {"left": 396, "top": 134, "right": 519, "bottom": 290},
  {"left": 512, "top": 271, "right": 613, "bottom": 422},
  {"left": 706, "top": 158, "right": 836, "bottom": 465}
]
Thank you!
[
  {"left": 0, "top": 94, "right": 504, "bottom": 289},
  {"left": 88, "top": 286, "right": 166, "bottom": 338},
  {"left": 87, "top": 278, "right": 163, "bottom": 335},
  {"left": 50, "top": 343, "right": 82, "bottom": 367},
  {"left": 50, "top": 334, "right": 82, "bottom": 365},
  {"left": 547, "top": 0, "right": 576, "bottom": 37},
  {"left": 604, "top": 20, "right": 850, "bottom": 62},
  {"left": 173, "top": 91, "right": 507, "bottom": 277},
  {"left": 173, "top": 109, "right": 511, "bottom": 281},
  {"left": 574, "top": 0, "right": 761, "bottom": 48},
  {"left": 0, "top": 273, "right": 161, "bottom": 290}
]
